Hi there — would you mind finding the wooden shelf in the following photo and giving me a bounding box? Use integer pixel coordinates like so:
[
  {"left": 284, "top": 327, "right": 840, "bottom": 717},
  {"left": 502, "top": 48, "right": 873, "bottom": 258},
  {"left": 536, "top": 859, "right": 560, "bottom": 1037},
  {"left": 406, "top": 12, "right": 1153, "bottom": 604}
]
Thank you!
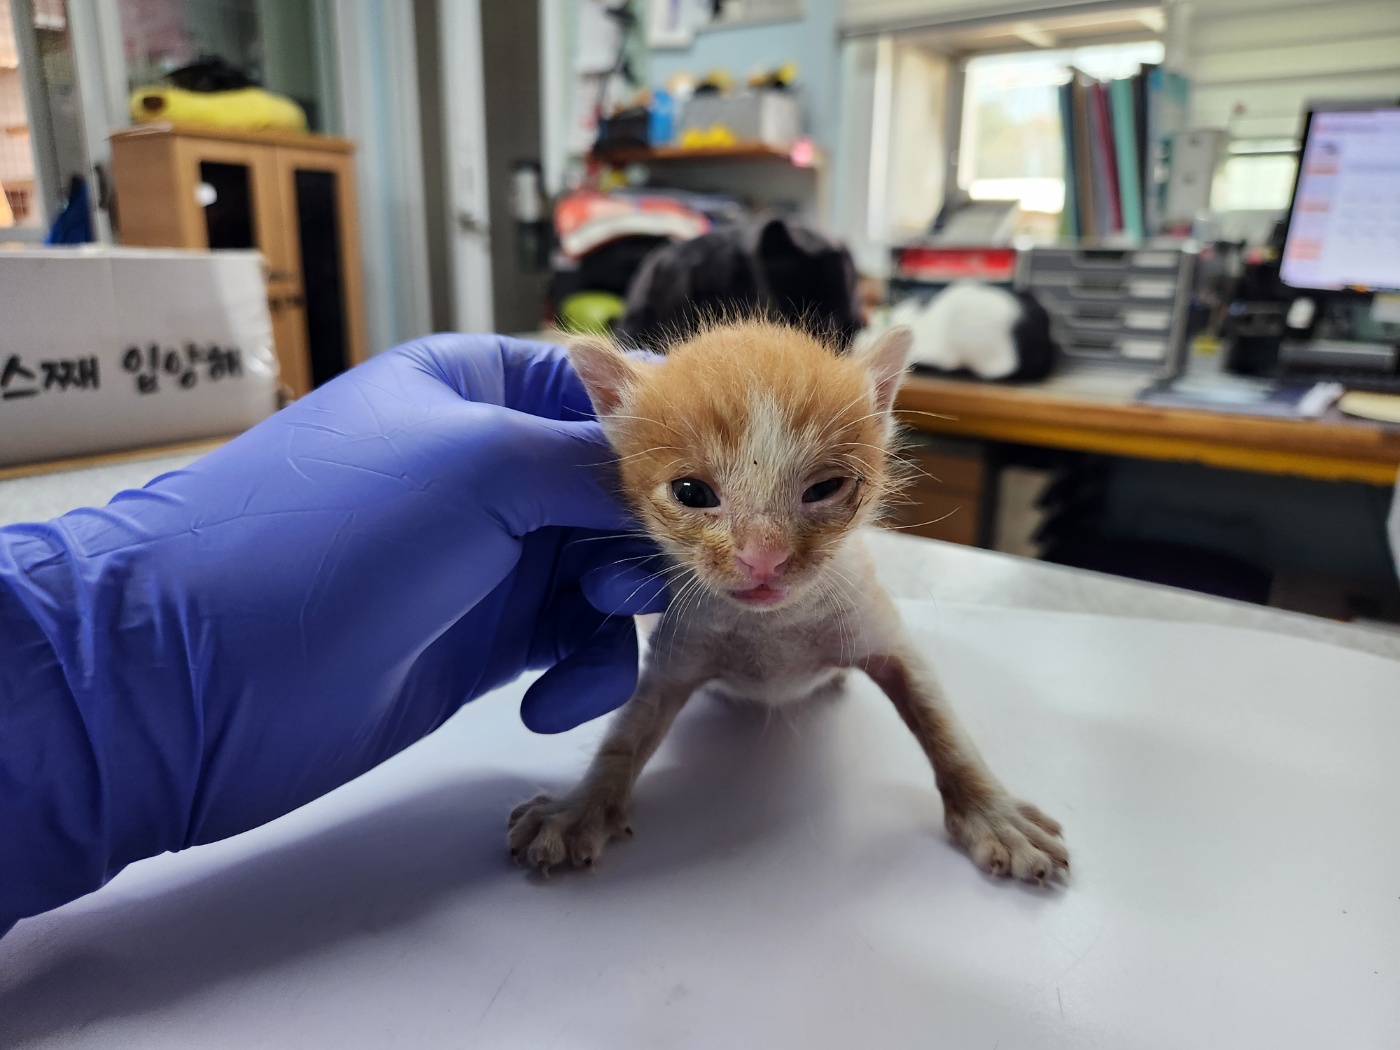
[
  {"left": 590, "top": 143, "right": 819, "bottom": 167},
  {"left": 896, "top": 373, "right": 1400, "bottom": 486}
]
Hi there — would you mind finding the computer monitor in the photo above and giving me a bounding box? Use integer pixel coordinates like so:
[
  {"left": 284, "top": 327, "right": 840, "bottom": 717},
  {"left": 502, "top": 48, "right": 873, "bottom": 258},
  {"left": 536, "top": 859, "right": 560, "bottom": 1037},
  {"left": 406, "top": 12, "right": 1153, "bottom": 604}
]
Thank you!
[{"left": 1278, "top": 100, "right": 1400, "bottom": 294}]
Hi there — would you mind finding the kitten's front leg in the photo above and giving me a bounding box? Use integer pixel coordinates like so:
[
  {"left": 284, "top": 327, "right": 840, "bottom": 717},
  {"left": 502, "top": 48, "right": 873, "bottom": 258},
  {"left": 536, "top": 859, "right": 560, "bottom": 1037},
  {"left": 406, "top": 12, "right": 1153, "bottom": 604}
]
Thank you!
[
  {"left": 508, "top": 669, "right": 699, "bottom": 874},
  {"left": 862, "top": 647, "right": 1069, "bottom": 884}
]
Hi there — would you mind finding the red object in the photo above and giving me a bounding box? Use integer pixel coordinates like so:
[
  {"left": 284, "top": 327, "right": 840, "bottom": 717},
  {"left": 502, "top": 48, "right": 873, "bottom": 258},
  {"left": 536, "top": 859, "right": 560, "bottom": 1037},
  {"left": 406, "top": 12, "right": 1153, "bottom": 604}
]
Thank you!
[
  {"left": 1092, "top": 82, "right": 1123, "bottom": 233},
  {"left": 554, "top": 190, "right": 710, "bottom": 259},
  {"left": 892, "top": 246, "right": 1018, "bottom": 282}
]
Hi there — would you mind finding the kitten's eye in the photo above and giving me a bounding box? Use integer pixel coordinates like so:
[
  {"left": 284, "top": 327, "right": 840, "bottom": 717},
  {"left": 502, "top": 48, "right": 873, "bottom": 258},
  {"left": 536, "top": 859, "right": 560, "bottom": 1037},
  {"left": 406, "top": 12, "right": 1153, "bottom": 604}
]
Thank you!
[
  {"left": 670, "top": 477, "right": 720, "bottom": 509},
  {"left": 803, "top": 477, "right": 850, "bottom": 503}
]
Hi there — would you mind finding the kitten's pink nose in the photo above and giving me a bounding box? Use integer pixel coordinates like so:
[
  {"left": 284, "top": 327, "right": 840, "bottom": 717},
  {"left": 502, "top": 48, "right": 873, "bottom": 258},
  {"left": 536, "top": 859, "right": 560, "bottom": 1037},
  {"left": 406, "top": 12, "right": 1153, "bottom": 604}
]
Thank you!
[{"left": 735, "top": 545, "right": 791, "bottom": 583}]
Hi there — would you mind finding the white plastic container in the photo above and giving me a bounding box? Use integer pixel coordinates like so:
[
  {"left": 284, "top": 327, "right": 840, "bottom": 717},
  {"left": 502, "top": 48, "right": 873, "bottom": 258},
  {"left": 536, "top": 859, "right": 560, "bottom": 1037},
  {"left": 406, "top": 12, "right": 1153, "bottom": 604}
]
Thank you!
[
  {"left": 0, "top": 247, "right": 279, "bottom": 467},
  {"left": 679, "top": 90, "right": 803, "bottom": 149}
]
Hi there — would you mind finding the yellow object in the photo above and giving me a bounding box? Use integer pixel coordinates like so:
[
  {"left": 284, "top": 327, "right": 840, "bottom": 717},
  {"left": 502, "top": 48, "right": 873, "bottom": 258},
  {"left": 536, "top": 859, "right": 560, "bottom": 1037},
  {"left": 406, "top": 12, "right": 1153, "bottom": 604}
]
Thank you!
[
  {"left": 130, "top": 85, "right": 307, "bottom": 133},
  {"left": 598, "top": 167, "right": 629, "bottom": 191},
  {"left": 700, "top": 69, "right": 735, "bottom": 93},
  {"left": 1338, "top": 391, "right": 1400, "bottom": 425},
  {"left": 679, "top": 125, "right": 739, "bottom": 149},
  {"left": 748, "top": 61, "right": 800, "bottom": 88}
]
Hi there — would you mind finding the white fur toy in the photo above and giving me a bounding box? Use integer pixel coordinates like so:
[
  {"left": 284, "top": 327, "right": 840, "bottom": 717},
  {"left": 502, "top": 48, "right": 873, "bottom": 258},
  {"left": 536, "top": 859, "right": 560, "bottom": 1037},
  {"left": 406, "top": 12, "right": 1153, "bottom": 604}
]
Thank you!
[{"left": 881, "top": 280, "right": 1025, "bottom": 379}]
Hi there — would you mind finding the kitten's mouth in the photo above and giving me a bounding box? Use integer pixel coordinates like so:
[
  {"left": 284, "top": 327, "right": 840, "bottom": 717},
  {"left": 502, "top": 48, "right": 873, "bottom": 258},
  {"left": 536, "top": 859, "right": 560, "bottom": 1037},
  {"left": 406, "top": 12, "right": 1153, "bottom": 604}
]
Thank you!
[{"left": 728, "top": 583, "right": 790, "bottom": 607}]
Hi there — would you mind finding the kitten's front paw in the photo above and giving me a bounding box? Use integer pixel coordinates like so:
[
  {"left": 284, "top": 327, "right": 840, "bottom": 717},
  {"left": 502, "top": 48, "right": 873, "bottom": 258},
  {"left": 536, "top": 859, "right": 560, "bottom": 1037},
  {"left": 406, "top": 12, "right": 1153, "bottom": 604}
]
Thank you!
[
  {"left": 507, "top": 793, "right": 632, "bottom": 875},
  {"left": 946, "top": 796, "right": 1069, "bottom": 885}
]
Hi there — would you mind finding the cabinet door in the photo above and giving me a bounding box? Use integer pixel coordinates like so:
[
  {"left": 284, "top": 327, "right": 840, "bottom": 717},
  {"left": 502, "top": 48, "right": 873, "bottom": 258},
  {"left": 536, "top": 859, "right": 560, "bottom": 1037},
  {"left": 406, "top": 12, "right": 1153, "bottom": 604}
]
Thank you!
[
  {"left": 172, "top": 137, "right": 310, "bottom": 396},
  {"left": 275, "top": 148, "right": 368, "bottom": 389},
  {"left": 174, "top": 139, "right": 292, "bottom": 276}
]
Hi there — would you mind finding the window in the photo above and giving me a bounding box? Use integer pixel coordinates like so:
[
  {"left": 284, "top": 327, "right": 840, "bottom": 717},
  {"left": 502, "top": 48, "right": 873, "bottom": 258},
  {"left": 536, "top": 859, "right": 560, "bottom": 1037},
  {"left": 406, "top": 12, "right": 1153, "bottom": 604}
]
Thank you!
[
  {"left": 1211, "top": 146, "right": 1299, "bottom": 214},
  {"left": 119, "top": 0, "right": 262, "bottom": 92},
  {"left": 958, "top": 40, "right": 1165, "bottom": 215},
  {"left": 0, "top": 0, "right": 40, "bottom": 228},
  {"left": 117, "top": 0, "right": 332, "bottom": 131},
  {"left": 1, "top": 0, "right": 79, "bottom": 233}
]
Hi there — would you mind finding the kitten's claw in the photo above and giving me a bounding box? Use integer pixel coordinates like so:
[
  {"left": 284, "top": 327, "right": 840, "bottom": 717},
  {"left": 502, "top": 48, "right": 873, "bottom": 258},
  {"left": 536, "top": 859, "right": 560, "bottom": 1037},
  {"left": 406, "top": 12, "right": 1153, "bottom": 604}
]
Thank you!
[
  {"left": 945, "top": 794, "right": 1069, "bottom": 885},
  {"left": 507, "top": 793, "right": 631, "bottom": 875}
]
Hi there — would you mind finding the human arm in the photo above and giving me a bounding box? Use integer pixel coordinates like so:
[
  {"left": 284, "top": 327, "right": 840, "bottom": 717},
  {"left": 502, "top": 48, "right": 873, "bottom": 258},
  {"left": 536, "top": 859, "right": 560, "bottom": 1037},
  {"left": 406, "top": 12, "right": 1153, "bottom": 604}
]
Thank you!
[{"left": 0, "top": 334, "right": 665, "bottom": 931}]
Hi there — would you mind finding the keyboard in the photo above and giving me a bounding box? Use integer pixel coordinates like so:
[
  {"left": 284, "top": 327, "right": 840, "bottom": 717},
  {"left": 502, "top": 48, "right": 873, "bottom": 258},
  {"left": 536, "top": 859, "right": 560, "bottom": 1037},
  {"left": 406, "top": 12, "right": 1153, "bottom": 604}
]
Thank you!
[{"left": 1281, "top": 371, "right": 1400, "bottom": 395}]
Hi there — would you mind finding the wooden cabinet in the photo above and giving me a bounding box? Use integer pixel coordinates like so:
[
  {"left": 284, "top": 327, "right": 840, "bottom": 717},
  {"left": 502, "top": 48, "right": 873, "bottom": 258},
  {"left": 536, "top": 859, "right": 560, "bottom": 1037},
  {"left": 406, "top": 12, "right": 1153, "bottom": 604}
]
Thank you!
[{"left": 109, "top": 125, "right": 367, "bottom": 399}]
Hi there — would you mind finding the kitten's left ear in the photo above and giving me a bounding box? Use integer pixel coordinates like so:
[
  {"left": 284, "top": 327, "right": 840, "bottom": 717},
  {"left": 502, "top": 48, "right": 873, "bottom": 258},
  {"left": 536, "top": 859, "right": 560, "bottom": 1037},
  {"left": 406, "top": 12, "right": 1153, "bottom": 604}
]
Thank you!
[{"left": 856, "top": 325, "right": 913, "bottom": 414}]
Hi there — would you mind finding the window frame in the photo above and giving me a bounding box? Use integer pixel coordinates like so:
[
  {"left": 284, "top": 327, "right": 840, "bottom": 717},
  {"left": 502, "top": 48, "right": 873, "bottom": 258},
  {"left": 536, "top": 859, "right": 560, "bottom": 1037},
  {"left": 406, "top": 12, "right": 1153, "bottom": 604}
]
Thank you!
[{"left": 6, "top": 0, "right": 58, "bottom": 231}]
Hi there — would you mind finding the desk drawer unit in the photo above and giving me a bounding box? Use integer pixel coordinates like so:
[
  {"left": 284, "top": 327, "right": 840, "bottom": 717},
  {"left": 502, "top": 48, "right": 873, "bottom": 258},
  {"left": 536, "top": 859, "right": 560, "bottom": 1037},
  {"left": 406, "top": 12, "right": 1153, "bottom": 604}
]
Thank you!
[{"left": 1018, "top": 246, "right": 1196, "bottom": 377}]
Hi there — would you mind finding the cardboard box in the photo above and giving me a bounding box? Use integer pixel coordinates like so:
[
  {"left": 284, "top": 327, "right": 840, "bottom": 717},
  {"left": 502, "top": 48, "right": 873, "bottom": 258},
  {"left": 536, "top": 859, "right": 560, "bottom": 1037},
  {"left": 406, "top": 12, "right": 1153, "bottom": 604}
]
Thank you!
[{"left": 0, "top": 247, "right": 279, "bottom": 467}]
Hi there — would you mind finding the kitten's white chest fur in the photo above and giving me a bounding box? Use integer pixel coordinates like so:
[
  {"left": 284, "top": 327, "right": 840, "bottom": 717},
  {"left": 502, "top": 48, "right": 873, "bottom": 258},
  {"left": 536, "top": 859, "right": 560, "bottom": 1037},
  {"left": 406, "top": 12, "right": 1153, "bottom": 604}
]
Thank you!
[{"left": 645, "top": 536, "right": 893, "bottom": 707}]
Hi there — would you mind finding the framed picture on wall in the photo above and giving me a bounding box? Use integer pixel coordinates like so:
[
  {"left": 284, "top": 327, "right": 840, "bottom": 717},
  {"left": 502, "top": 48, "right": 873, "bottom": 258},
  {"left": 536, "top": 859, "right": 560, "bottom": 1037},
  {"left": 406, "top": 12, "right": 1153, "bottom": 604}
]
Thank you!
[
  {"left": 648, "top": 0, "right": 705, "bottom": 48},
  {"left": 710, "top": 0, "right": 806, "bottom": 27}
]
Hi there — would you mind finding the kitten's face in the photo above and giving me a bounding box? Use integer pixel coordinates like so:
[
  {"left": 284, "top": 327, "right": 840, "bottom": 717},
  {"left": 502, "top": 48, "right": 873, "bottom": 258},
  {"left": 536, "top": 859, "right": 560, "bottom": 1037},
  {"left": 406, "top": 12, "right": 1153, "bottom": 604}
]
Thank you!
[{"left": 571, "top": 321, "right": 911, "bottom": 612}]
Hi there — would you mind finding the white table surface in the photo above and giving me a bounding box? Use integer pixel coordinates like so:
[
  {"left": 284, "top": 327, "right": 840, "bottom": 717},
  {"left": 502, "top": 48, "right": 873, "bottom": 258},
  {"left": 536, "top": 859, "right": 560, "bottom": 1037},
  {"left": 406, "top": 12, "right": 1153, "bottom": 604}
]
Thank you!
[{"left": 2, "top": 455, "right": 1400, "bottom": 1049}]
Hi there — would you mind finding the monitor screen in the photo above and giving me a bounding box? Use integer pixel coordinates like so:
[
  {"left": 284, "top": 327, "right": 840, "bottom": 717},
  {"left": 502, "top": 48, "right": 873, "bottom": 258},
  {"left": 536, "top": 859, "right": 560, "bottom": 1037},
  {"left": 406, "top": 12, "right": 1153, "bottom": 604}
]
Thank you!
[{"left": 1279, "top": 103, "right": 1400, "bottom": 294}]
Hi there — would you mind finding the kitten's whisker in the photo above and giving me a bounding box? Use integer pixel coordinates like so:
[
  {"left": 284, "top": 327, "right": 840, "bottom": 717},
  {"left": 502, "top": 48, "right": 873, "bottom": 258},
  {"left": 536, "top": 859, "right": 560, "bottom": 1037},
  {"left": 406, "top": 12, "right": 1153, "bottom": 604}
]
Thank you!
[
  {"left": 812, "top": 395, "right": 881, "bottom": 444},
  {"left": 664, "top": 572, "right": 708, "bottom": 664},
  {"left": 563, "top": 530, "right": 652, "bottom": 546},
  {"left": 883, "top": 508, "right": 962, "bottom": 531},
  {"left": 815, "top": 576, "right": 854, "bottom": 667},
  {"left": 831, "top": 440, "right": 929, "bottom": 478},
  {"left": 617, "top": 563, "right": 692, "bottom": 610},
  {"left": 605, "top": 553, "right": 666, "bottom": 566},
  {"left": 613, "top": 445, "right": 685, "bottom": 462},
  {"left": 599, "top": 412, "right": 670, "bottom": 426},
  {"left": 574, "top": 535, "right": 653, "bottom": 548},
  {"left": 825, "top": 565, "right": 874, "bottom": 609},
  {"left": 607, "top": 556, "right": 692, "bottom": 582},
  {"left": 895, "top": 408, "right": 957, "bottom": 422},
  {"left": 815, "top": 579, "right": 844, "bottom": 664}
]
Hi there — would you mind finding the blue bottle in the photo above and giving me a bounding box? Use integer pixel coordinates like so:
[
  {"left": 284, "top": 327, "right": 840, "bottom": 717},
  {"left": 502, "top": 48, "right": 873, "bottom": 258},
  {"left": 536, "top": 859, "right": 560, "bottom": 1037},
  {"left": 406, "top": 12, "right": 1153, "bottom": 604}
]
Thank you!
[{"left": 649, "top": 90, "right": 675, "bottom": 147}]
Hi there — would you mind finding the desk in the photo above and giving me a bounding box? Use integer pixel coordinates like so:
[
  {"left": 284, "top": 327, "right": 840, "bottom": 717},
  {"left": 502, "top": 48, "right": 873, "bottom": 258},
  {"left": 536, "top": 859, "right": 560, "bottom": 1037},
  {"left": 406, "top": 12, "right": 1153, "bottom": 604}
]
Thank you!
[
  {"left": 1, "top": 465, "right": 1398, "bottom": 1047},
  {"left": 897, "top": 371, "right": 1400, "bottom": 487}
]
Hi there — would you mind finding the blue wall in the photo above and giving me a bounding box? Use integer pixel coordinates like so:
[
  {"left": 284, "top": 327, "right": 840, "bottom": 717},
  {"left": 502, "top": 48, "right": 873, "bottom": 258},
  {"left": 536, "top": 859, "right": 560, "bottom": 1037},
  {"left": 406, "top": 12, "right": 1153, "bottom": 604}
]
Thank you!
[{"left": 647, "top": 0, "right": 842, "bottom": 151}]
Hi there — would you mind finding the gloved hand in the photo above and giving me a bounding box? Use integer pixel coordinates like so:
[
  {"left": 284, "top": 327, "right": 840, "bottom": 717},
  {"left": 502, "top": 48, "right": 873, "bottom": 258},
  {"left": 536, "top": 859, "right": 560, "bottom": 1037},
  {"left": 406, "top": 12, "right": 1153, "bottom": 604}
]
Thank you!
[{"left": 0, "top": 334, "right": 667, "bottom": 933}]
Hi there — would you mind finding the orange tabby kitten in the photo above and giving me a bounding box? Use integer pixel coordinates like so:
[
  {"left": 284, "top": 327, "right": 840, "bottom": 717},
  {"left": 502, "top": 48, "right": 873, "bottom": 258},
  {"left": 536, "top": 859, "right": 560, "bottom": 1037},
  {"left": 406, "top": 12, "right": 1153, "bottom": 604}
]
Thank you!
[{"left": 508, "top": 320, "right": 1069, "bottom": 884}]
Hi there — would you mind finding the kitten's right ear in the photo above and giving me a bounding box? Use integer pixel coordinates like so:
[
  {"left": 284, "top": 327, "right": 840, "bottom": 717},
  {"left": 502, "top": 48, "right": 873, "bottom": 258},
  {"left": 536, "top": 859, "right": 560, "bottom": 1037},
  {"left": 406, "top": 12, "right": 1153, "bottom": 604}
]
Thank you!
[{"left": 568, "top": 336, "right": 638, "bottom": 417}]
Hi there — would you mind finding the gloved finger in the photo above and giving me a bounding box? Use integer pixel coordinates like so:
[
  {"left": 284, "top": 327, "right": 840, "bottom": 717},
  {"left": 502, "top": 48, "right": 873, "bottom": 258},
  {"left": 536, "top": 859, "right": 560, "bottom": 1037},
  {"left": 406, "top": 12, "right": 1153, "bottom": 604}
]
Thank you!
[
  {"left": 520, "top": 610, "right": 639, "bottom": 734},
  {"left": 393, "top": 333, "right": 599, "bottom": 422},
  {"left": 359, "top": 339, "right": 637, "bottom": 536},
  {"left": 577, "top": 536, "right": 671, "bottom": 616}
]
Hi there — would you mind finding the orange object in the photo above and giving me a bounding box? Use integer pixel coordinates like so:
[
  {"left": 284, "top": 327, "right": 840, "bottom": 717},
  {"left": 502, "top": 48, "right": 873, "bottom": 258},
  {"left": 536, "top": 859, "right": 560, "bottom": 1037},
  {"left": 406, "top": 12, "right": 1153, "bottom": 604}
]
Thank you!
[{"left": 553, "top": 190, "right": 709, "bottom": 259}]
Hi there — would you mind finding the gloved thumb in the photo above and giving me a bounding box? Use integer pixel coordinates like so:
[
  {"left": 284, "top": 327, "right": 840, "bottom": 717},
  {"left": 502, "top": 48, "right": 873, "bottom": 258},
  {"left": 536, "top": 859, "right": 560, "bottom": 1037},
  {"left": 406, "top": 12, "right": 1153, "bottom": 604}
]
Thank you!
[{"left": 519, "top": 608, "right": 639, "bottom": 734}]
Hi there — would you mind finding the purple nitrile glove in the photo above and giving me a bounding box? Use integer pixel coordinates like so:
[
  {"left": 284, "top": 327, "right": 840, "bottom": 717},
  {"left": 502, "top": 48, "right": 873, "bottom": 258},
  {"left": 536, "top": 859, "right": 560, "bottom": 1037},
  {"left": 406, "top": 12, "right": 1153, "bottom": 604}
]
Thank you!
[{"left": 0, "top": 334, "right": 667, "bottom": 934}]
